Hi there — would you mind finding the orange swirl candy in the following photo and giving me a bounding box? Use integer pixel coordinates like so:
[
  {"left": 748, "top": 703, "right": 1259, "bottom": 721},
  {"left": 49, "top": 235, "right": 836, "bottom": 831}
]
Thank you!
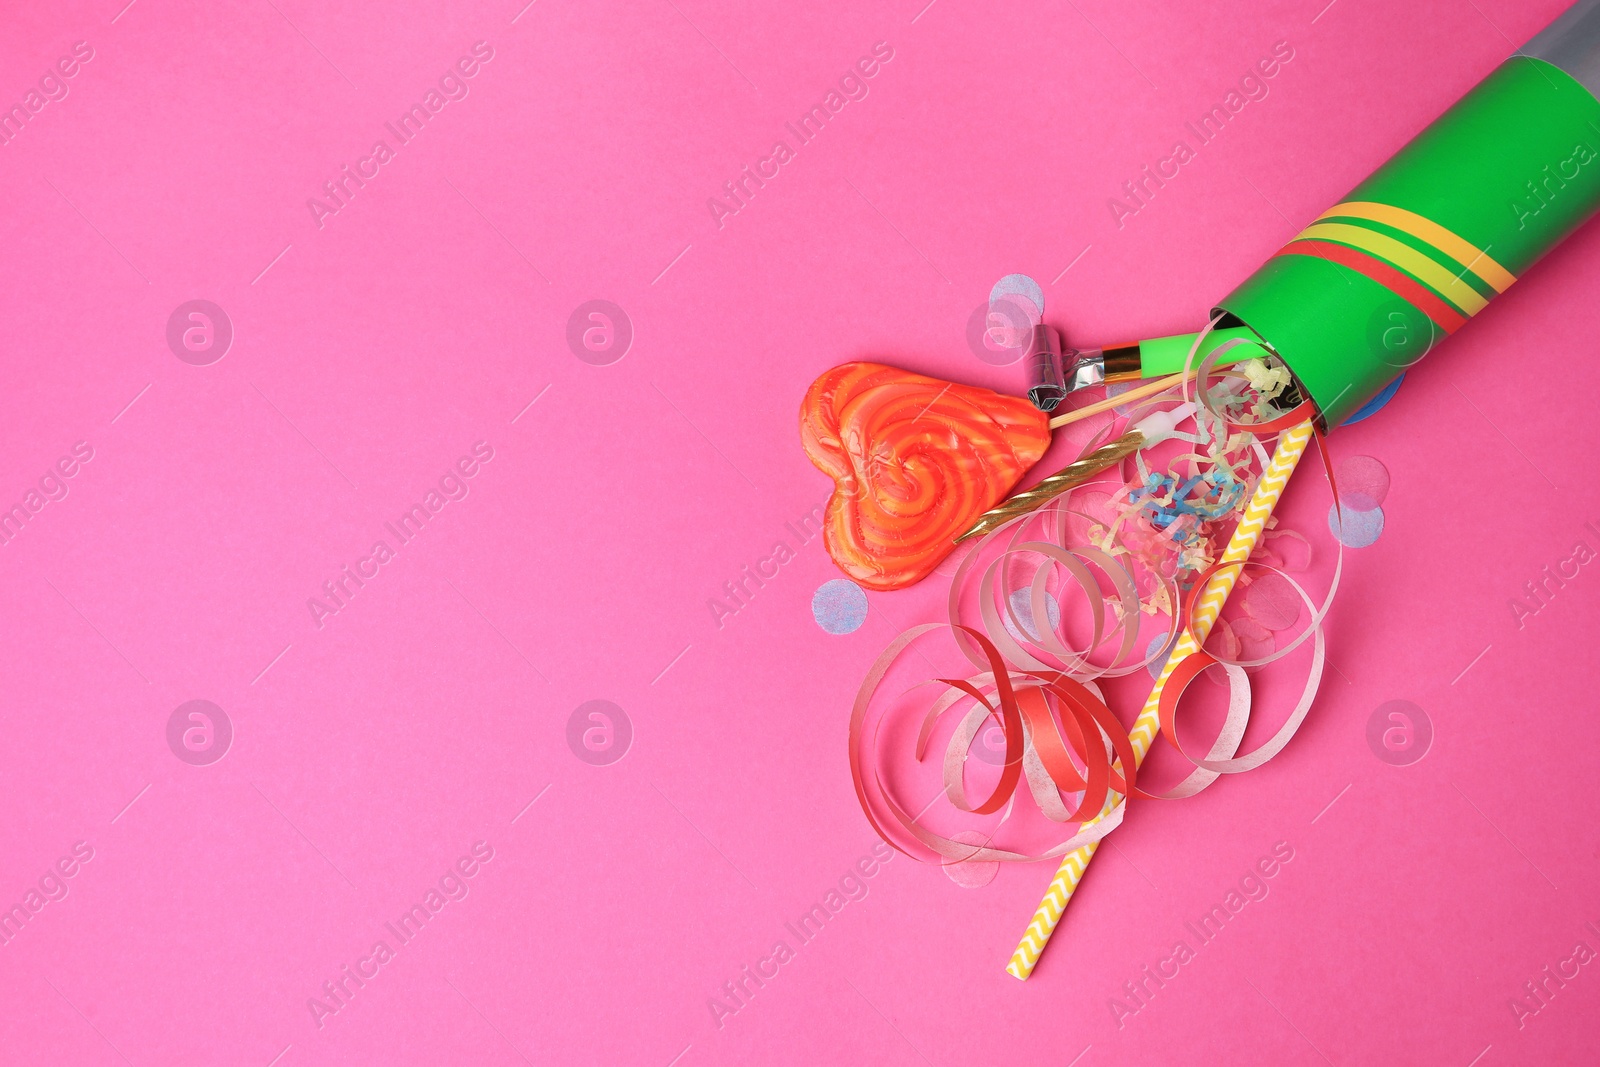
[{"left": 800, "top": 362, "right": 1051, "bottom": 591}]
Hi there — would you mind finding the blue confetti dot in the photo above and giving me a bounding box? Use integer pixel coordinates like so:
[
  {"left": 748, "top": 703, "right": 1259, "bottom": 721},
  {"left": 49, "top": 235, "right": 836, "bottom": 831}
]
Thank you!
[
  {"left": 1341, "top": 372, "right": 1405, "bottom": 426},
  {"left": 1145, "top": 633, "right": 1174, "bottom": 678},
  {"left": 1329, "top": 503, "right": 1385, "bottom": 548},
  {"left": 812, "top": 579, "right": 868, "bottom": 634},
  {"left": 989, "top": 273, "right": 1045, "bottom": 312},
  {"left": 1004, "top": 588, "right": 1060, "bottom": 644}
]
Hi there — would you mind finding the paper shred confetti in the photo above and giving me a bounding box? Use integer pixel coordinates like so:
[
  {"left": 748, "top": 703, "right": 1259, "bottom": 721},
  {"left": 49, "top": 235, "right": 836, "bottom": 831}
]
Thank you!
[
  {"left": 1238, "top": 358, "right": 1294, "bottom": 405},
  {"left": 812, "top": 579, "right": 868, "bottom": 634}
]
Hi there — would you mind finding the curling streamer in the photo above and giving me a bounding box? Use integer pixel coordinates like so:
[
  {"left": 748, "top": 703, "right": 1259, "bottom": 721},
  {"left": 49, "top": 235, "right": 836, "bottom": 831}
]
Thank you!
[{"left": 849, "top": 356, "right": 1345, "bottom": 894}]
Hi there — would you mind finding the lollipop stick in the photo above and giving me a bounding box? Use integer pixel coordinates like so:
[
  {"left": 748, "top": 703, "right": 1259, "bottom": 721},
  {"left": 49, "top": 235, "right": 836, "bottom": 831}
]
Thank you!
[{"left": 1046, "top": 372, "right": 1188, "bottom": 430}]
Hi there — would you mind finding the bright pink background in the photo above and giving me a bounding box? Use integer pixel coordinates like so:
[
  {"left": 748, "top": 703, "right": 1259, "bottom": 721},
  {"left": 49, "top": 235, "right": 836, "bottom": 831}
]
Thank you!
[{"left": 3, "top": 0, "right": 1599, "bottom": 1063}]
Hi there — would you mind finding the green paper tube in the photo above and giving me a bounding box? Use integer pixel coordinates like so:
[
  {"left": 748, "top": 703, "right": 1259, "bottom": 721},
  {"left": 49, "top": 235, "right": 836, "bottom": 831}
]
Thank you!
[{"left": 1214, "top": 0, "right": 1600, "bottom": 427}]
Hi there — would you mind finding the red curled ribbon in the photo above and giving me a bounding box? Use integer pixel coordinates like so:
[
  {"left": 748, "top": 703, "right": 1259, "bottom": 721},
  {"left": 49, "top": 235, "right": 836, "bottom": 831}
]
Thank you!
[{"left": 850, "top": 624, "right": 1146, "bottom": 864}]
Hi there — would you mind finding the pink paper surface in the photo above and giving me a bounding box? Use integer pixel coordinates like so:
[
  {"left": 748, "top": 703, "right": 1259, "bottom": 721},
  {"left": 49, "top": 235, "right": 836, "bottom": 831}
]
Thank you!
[{"left": 3, "top": 0, "right": 1599, "bottom": 1063}]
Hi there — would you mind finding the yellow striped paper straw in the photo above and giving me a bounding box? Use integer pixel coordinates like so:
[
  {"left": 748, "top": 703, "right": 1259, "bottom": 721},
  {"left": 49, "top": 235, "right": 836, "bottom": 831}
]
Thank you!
[{"left": 1006, "top": 419, "right": 1314, "bottom": 980}]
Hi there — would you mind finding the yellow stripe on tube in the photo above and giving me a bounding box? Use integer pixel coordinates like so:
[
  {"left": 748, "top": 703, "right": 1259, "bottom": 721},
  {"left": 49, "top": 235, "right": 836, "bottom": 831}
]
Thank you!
[
  {"left": 1315, "top": 201, "right": 1516, "bottom": 292},
  {"left": 1293, "top": 223, "right": 1489, "bottom": 315}
]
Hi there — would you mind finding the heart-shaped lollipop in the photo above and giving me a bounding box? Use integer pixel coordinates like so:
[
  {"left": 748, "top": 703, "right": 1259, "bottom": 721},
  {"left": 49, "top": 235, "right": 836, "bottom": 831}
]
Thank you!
[{"left": 800, "top": 362, "right": 1051, "bottom": 591}]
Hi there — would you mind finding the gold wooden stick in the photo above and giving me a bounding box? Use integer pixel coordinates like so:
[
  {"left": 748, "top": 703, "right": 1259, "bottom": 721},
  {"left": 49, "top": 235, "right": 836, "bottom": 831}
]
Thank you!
[
  {"left": 954, "top": 429, "right": 1146, "bottom": 544},
  {"left": 956, "top": 371, "right": 1191, "bottom": 545}
]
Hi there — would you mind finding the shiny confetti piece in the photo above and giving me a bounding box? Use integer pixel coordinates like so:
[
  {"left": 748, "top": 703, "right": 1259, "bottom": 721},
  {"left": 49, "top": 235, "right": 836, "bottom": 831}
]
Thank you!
[
  {"left": 1329, "top": 503, "right": 1385, "bottom": 547},
  {"left": 812, "top": 578, "right": 868, "bottom": 635},
  {"left": 1243, "top": 571, "right": 1301, "bottom": 631},
  {"left": 1336, "top": 454, "right": 1391, "bottom": 512}
]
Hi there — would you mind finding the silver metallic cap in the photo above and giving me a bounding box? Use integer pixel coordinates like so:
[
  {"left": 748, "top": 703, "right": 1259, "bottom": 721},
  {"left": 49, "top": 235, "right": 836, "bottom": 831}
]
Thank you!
[{"left": 1024, "top": 325, "right": 1066, "bottom": 411}]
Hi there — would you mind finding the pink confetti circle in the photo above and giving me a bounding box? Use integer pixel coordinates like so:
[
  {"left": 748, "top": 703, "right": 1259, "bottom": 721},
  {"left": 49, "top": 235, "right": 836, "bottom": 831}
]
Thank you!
[
  {"left": 943, "top": 830, "right": 999, "bottom": 889},
  {"left": 1243, "top": 572, "right": 1300, "bottom": 632},
  {"left": 1336, "top": 455, "right": 1390, "bottom": 512},
  {"left": 1062, "top": 489, "right": 1115, "bottom": 546},
  {"left": 987, "top": 293, "right": 1041, "bottom": 347},
  {"left": 1329, "top": 503, "right": 1385, "bottom": 548},
  {"left": 1206, "top": 619, "right": 1241, "bottom": 687},
  {"left": 1232, "top": 615, "right": 1276, "bottom": 661}
]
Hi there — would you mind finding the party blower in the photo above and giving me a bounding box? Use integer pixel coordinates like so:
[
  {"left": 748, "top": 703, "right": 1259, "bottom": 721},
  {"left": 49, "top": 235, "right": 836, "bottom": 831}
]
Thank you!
[{"left": 1007, "top": 0, "right": 1600, "bottom": 979}]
